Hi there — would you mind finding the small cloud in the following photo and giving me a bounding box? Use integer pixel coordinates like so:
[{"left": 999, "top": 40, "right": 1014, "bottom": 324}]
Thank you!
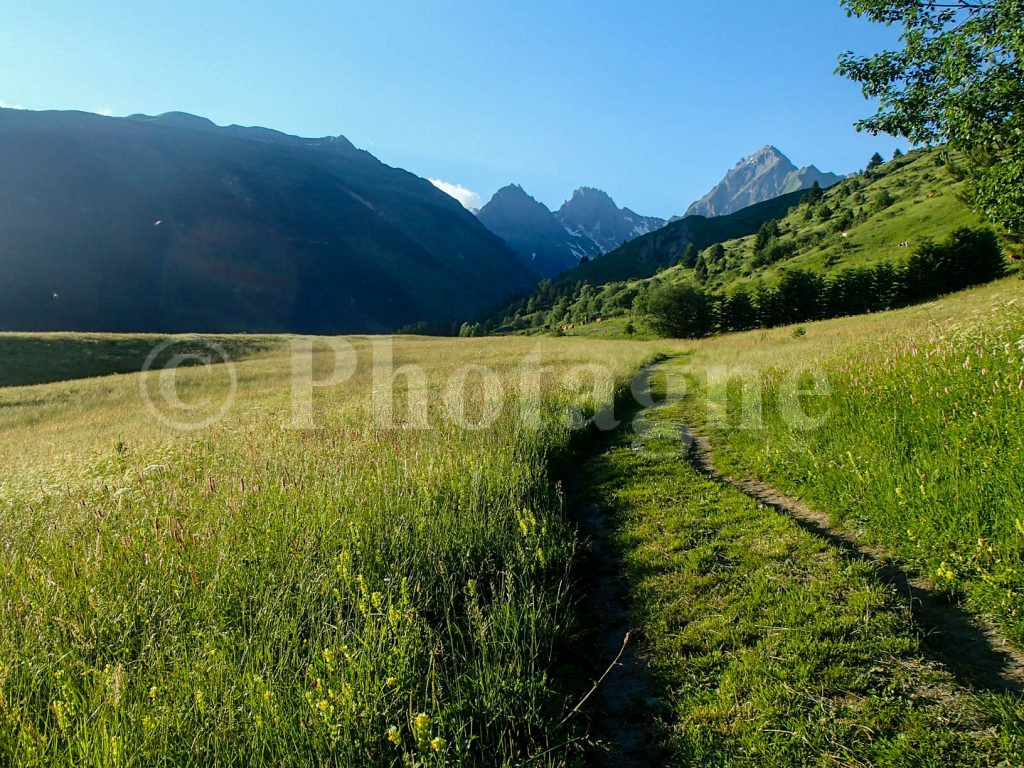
[
  {"left": 96, "top": 107, "right": 114, "bottom": 117},
  {"left": 0, "top": 98, "right": 25, "bottom": 110},
  {"left": 429, "top": 178, "right": 481, "bottom": 211}
]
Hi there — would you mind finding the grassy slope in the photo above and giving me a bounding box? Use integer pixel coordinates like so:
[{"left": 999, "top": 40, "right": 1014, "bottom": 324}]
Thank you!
[
  {"left": 581, "top": 372, "right": 1022, "bottom": 764},
  {"left": 568, "top": 278, "right": 1024, "bottom": 763},
  {"left": 0, "top": 335, "right": 672, "bottom": 767},
  {"left": 674, "top": 277, "right": 1024, "bottom": 644},
  {"left": 513, "top": 147, "right": 1018, "bottom": 339},
  {"left": 696, "top": 148, "right": 988, "bottom": 293}
]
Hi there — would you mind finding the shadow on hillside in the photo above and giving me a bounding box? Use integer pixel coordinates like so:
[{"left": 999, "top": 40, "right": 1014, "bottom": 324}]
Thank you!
[
  {"left": 680, "top": 420, "right": 1024, "bottom": 696},
  {"left": 760, "top": 497, "right": 1024, "bottom": 695}
]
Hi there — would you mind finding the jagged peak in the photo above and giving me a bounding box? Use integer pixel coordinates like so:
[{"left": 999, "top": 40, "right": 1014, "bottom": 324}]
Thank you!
[
  {"left": 569, "top": 186, "right": 613, "bottom": 200},
  {"left": 562, "top": 186, "right": 621, "bottom": 216},
  {"left": 738, "top": 144, "right": 789, "bottom": 167},
  {"left": 480, "top": 184, "right": 555, "bottom": 218},
  {"left": 686, "top": 145, "right": 832, "bottom": 218}
]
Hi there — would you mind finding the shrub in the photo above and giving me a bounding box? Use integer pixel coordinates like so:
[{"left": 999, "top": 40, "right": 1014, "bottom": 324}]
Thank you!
[
  {"left": 904, "top": 228, "right": 1004, "bottom": 301},
  {"left": 645, "top": 281, "right": 713, "bottom": 338},
  {"left": 751, "top": 237, "right": 796, "bottom": 268},
  {"left": 874, "top": 189, "right": 896, "bottom": 211}
]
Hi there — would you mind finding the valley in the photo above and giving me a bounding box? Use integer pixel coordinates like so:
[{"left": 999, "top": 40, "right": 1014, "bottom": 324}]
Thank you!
[
  {"left": 3, "top": 0, "right": 1023, "bottom": 764},
  {"left": 3, "top": 276, "right": 1023, "bottom": 765},
  {"left": 2, "top": 125, "right": 1022, "bottom": 766}
]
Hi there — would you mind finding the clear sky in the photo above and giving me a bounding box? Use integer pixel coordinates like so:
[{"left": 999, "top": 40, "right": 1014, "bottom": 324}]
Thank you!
[{"left": 0, "top": 1, "right": 907, "bottom": 219}]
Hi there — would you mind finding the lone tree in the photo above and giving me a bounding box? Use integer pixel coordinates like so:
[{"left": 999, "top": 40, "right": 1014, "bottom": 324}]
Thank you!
[
  {"left": 803, "top": 179, "right": 824, "bottom": 205},
  {"left": 754, "top": 219, "right": 781, "bottom": 254},
  {"left": 681, "top": 242, "right": 699, "bottom": 268},
  {"left": 837, "top": 0, "right": 1024, "bottom": 235},
  {"left": 645, "top": 281, "right": 712, "bottom": 338},
  {"left": 867, "top": 151, "right": 885, "bottom": 170}
]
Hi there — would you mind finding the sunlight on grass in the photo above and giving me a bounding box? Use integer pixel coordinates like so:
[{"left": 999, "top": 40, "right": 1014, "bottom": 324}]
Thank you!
[
  {"left": 0, "top": 335, "right": 674, "bottom": 766},
  {"left": 679, "top": 277, "right": 1024, "bottom": 642}
]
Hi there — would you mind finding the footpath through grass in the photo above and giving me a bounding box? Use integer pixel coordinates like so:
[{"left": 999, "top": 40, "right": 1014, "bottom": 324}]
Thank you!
[
  {"left": 0, "top": 335, "right": 668, "bottom": 767},
  {"left": 678, "top": 277, "right": 1024, "bottom": 647},
  {"left": 578, "top": 359, "right": 1024, "bottom": 765}
]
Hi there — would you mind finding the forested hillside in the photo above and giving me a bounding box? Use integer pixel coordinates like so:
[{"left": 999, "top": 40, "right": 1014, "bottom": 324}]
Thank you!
[{"left": 473, "top": 147, "right": 1017, "bottom": 338}]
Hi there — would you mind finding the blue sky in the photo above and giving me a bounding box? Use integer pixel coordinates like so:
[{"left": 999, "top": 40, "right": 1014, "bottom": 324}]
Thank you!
[{"left": 0, "top": 1, "right": 906, "bottom": 219}]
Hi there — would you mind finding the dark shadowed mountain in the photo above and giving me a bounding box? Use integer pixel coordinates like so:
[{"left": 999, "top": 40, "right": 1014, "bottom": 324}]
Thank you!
[
  {"left": 555, "top": 187, "right": 666, "bottom": 253},
  {"left": 0, "top": 108, "right": 536, "bottom": 333},
  {"left": 684, "top": 145, "right": 842, "bottom": 217},
  {"left": 476, "top": 185, "right": 602, "bottom": 277}
]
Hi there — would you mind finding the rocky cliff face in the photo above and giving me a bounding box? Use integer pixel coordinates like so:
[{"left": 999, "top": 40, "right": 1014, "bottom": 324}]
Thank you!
[
  {"left": 685, "top": 145, "right": 842, "bottom": 217},
  {"left": 556, "top": 187, "right": 665, "bottom": 253}
]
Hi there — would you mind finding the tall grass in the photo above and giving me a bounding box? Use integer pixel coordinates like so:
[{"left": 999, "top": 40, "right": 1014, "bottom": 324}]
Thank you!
[
  {"left": 0, "top": 336, "right": 666, "bottom": 766},
  {"left": 684, "top": 278, "right": 1024, "bottom": 642}
]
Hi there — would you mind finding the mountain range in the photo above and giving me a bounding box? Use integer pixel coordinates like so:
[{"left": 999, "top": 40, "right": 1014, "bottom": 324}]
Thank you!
[
  {"left": 0, "top": 107, "right": 851, "bottom": 332},
  {"left": 684, "top": 145, "right": 842, "bottom": 217},
  {"left": 475, "top": 147, "right": 839, "bottom": 279},
  {"left": 0, "top": 108, "right": 535, "bottom": 333},
  {"left": 476, "top": 185, "right": 603, "bottom": 277},
  {"left": 476, "top": 185, "right": 665, "bottom": 277}
]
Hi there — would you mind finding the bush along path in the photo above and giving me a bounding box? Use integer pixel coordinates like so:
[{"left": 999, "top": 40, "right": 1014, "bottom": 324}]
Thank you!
[{"left": 572, "top": 359, "right": 1023, "bottom": 765}]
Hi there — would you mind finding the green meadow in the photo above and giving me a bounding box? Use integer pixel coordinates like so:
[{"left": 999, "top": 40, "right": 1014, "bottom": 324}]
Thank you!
[
  {"left": 0, "top": 335, "right": 668, "bottom": 766},
  {"left": 677, "top": 277, "right": 1024, "bottom": 645},
  {"left": 3, "top": 278, "right": 1024, "bottom": 765}
]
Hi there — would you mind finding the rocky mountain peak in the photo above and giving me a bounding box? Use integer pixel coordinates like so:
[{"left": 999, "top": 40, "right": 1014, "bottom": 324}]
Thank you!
[{"left": 685, "top": 146, "right": 841, "bottom": 217}]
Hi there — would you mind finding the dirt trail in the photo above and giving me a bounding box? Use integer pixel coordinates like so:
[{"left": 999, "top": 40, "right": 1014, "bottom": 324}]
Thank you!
[
  {"left": 568, "top": 359, "right": 1024, "bottom": 765},
  {"left": 683, "top": 423, "right": 1024, "bottom": 694},
  {"left": 561, "top": 365, "right": 664, "bottom": 767},
  {"left": 575, "top": 499, "right": 660, "bottom": 767}
]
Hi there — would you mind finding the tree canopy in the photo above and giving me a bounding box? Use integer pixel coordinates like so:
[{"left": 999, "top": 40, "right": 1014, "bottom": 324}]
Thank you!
[
  {"left": 645, "top": 281, "right": 712, "bottom": 338},
  {"left": 837, "top": 0, "right": 1024, "bottom": 233}
]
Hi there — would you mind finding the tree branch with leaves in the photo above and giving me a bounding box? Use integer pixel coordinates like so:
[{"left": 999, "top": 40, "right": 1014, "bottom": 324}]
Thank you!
[{"left": 837, "top": 0, "right": 1023, "bottom": 234}]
